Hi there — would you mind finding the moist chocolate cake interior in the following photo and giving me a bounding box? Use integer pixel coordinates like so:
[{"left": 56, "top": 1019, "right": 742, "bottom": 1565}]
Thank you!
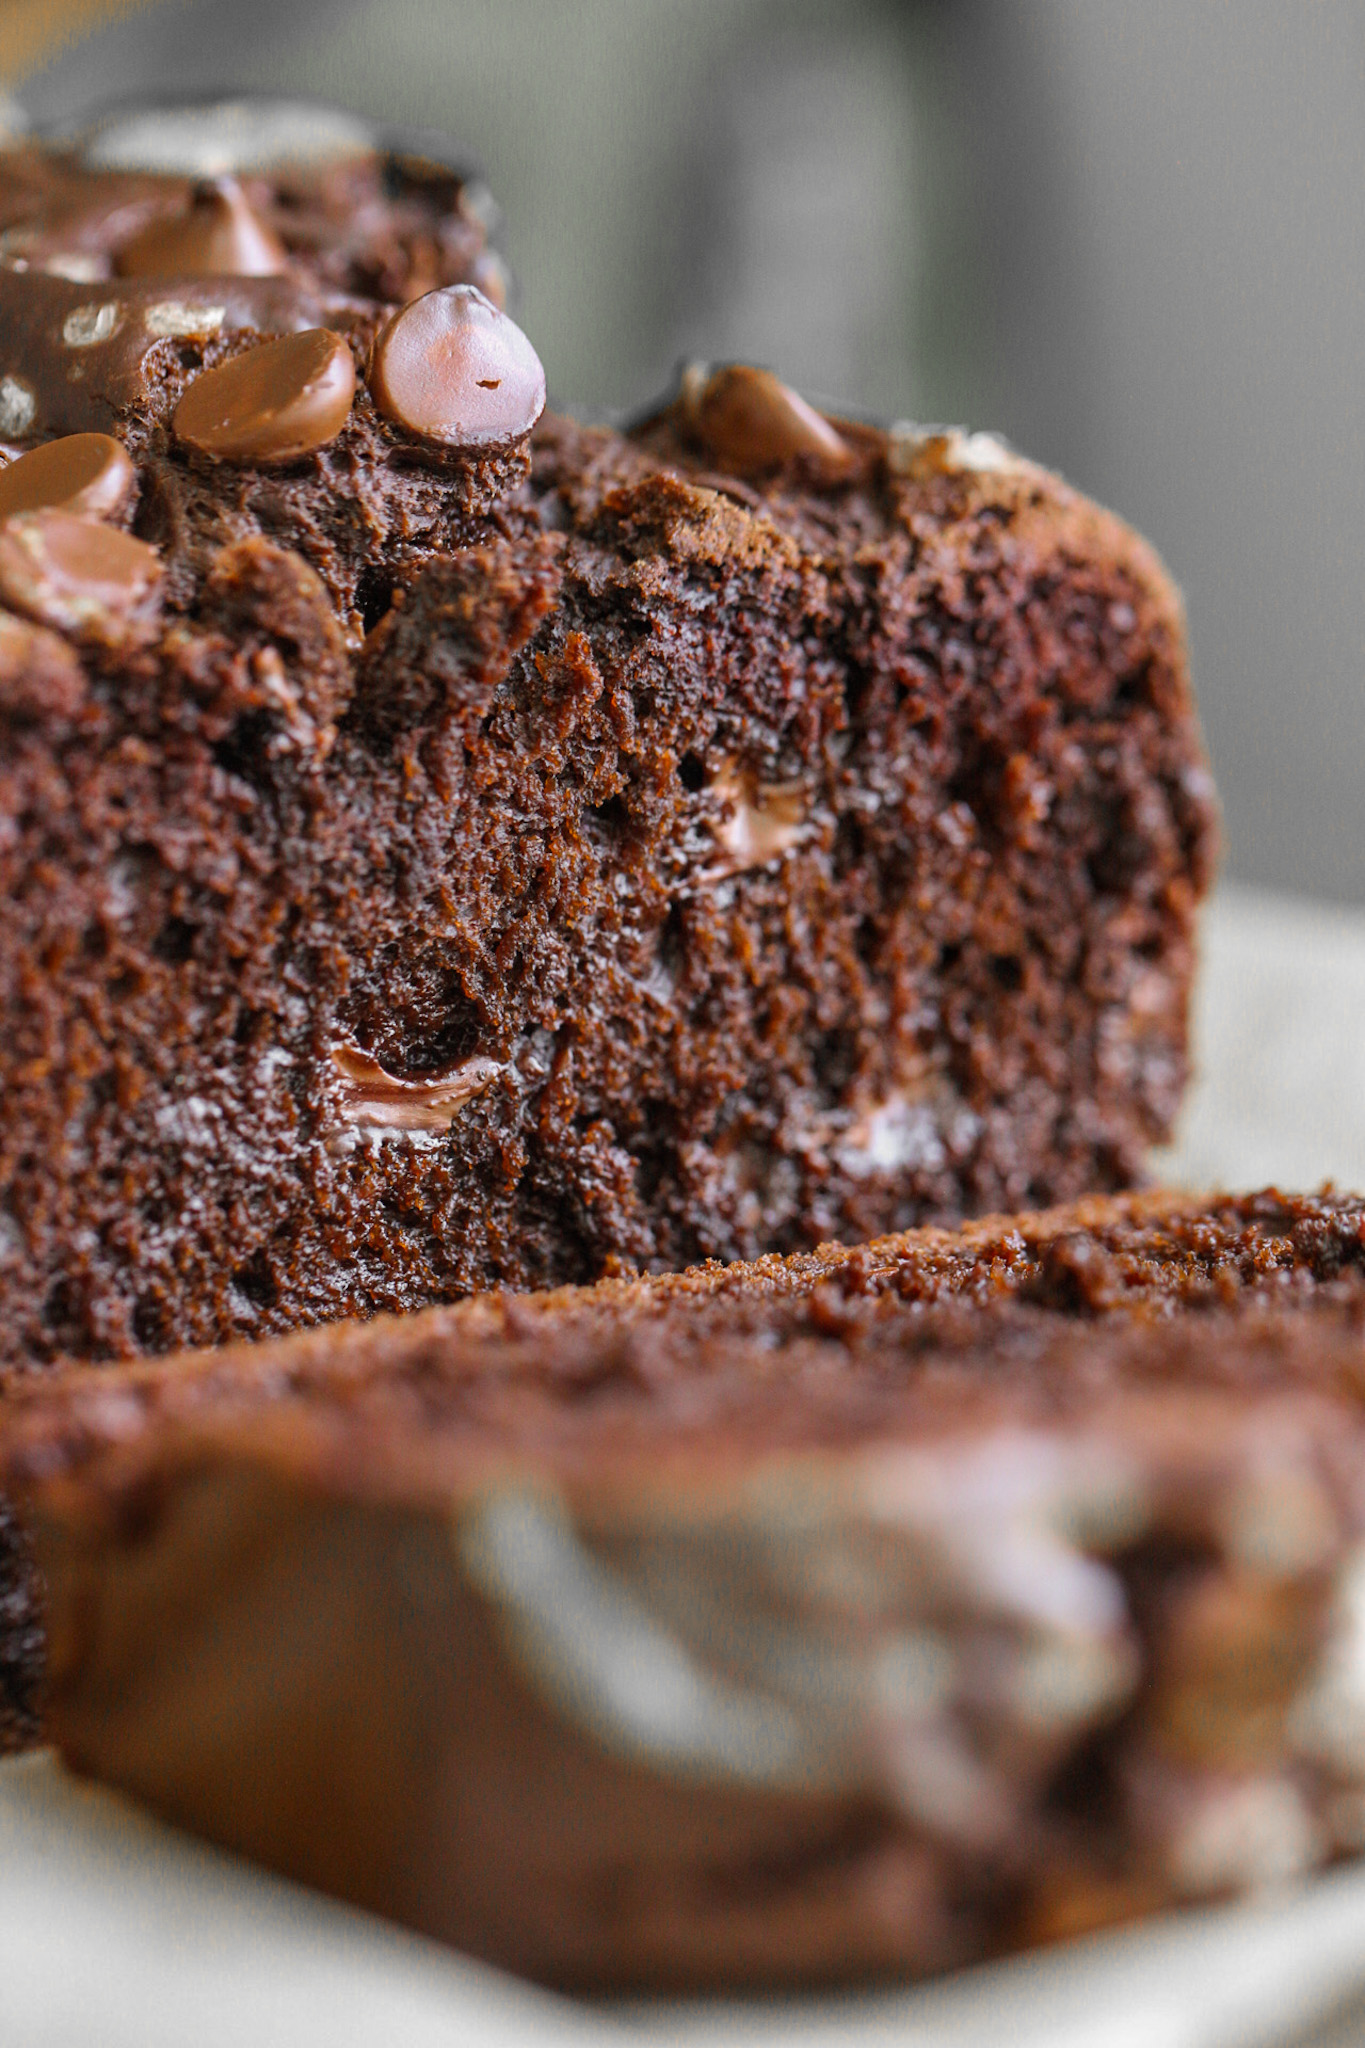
[
  {"left": 0, "top": 339, "right": 1217, "bottom": 1368},
  {"left": 0, "top": 88, "right": 1341, "bottom": 2007}
]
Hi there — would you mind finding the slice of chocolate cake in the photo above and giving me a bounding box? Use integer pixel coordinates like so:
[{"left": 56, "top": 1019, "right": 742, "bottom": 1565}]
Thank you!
[
  {"left": 7, "top": 1188, "right": 1365, "bottom": 1987},
  {"left": 0, "top": 119, "right": 1216, "bottom": 1367}
]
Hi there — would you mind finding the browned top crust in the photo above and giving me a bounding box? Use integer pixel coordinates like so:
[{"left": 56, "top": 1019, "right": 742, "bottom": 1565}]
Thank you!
[{"left": 9, "top": 1187, "right": 1364, "bottom": 1499}]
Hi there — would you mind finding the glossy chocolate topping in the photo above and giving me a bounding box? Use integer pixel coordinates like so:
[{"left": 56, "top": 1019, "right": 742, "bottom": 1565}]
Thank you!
[
  {"left": 0, "top": 606, "right": 86, "bottom": 720},
  {"left": 684, "top": 363, "right": 854, "bottom": 478},
  {"left": 114, "top": 176, "right": 288, "bottom": 280},
  {"left": 0, "top": 269, "right": 361, "bottom": 442},
  {"left": 369, "top": 284, "right": 545, "bottom": 448},
  {"left": 0, "top": 432, "right": 135, "bottom": 521},
  {"left": 172, "top": 328, "right": 357, "bottom": 464},
  {"left": 0, "top": 509, "right": 161, "bottom": 640}
]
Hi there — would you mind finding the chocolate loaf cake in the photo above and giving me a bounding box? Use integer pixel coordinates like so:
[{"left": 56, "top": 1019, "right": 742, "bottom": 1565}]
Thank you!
[
  {"left": 0, "top": 114, "right": 1216, "bottom": 1369},
  {"left": 7, "top": 1187, "right": 1365, "bottom": 1986}
]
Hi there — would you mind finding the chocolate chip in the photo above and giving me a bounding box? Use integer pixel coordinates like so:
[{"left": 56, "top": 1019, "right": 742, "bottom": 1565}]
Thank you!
[
  {"left": 369, "top": 285, "right": 544, "bottom": 449},
  {"left": 685, "top": 364, "right": 853, "bottom": 479},
  {"left": 115, "top": 177, "right": 288, "bottom": 280},
  {"left": 173, "top": 328, "right": 356, "bottom": 464},
  {"left": 0, "top": 608, "right": 87, "bottom": 721},
  {"left": 0, "top": 510, "right": 162, "bottom": 643},
  {"left": 0, "top": 434, "right": 136, "bottom": 522}
]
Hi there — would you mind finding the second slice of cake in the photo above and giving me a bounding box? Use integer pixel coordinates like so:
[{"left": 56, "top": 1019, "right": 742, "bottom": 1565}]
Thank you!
[{"left": 8, "top": 1189, "right": 1365, "bottom": 1985}]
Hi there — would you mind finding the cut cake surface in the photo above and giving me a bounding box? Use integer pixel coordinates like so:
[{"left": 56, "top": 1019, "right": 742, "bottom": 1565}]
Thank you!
[{"left": 0, "top": 119, "right": 1216, "bottom": 1363}]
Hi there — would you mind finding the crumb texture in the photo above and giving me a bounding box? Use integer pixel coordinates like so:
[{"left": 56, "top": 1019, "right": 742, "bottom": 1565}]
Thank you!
[
  {"left": 0, "top": 408, "right": 1215, "bottom": 1366},
  {"left": 0, "top": 132, "right": 1215, "bottom": 1367}
]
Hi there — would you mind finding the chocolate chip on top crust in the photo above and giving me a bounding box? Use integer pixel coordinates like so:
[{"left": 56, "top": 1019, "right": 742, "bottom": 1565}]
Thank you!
[
  {"left": 114, "top": 176, "right": 288, "bottom": 281},
  {"left": 0, "top": 432, "right": 136, "bottom": 520},
  {"left": 369, "top": 285, "right": 545, "bottom": 448},
  {"left": 173, "top": 328, "right": 357, "bottom": 464},
  {"left": 0, "top": 507, "right": 161, "bottom": 641},
  {"left": 0, "top": 607, "right": 86, "bottom": 720},
  {"left": 681, "top": 362, "right": 855, "bottom": 479},
  {"left": 0, "top": 269, "right": 365, "bottom": 447},
  {"left": 0, "top": 122, "right": 537, "bottom": 622}
]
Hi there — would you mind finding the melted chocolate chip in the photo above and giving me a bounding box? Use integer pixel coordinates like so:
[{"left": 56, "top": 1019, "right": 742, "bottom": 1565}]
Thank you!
[
  {"left": 0, "top": 608, "right": 87, "bottom": 720},
  {"left": 706, "top": 762, "right": 808, "bottom": 876},
  {"left": 686, "top": 364, "right": 853, "bottom": 479},
  {"left": 173, "top": 328, "right": 356, "bottom": 464},
  {"left": 115, "top": 176, "right": 288, "bottom": 279},
  {"left": 0, "top": 509, "right": 161, "bottom": 642},
  {"left": 0, "top": 433, "right": 135, "bottom": 521},
  {"left": 368, "top": 285, "right": 544, "bottom": 449},
  {"left": 331, "top": 1044, "right": 504, "bottom": 1137}
]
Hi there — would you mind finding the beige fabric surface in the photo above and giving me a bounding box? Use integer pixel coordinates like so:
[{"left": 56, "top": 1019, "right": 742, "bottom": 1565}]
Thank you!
[
  {"left": 1157, "top": 884, "right": 1365, "bottom": 1195},
  {"left": 6, "top": 882, "right": 1365, "bottom": 2048}
]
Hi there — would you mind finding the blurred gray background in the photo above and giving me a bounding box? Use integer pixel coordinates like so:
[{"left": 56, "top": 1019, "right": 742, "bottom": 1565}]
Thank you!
[{"left": 14, "top": 0, "right": 1365, "bottom": 903}]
